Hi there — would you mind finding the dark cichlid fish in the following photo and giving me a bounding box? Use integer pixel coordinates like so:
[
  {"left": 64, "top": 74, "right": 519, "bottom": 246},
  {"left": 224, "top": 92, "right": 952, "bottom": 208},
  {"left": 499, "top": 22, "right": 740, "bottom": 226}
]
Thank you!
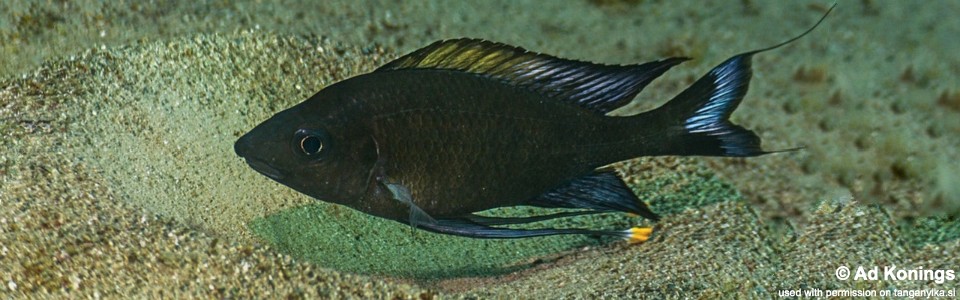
[{"left": 235, "top": 8, "right": 832, "bottom": 243}]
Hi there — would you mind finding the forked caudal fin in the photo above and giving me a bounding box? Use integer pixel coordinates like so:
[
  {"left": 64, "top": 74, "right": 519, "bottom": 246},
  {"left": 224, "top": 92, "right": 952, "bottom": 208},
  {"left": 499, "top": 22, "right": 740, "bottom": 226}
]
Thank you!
[{"left": 638, "top": 4, "right": 833, "bottom": 157}]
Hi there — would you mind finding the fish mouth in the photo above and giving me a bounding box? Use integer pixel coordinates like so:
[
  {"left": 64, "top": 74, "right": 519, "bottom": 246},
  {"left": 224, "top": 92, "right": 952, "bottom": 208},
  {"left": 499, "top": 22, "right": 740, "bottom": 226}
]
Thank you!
[{"left": 244, "top": 158, "right": 286, "bottom": 181}]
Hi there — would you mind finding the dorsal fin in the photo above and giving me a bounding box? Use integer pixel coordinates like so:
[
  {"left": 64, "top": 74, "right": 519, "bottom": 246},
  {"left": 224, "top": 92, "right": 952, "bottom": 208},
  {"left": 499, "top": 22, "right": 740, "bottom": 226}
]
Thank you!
[{"left": 377, "top": 38, "right": 687, "bottom": 114}]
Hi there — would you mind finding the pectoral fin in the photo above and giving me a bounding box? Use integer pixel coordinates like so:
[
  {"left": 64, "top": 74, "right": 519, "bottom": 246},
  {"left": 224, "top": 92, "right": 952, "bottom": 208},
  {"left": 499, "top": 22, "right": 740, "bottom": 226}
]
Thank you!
[{"left": 385, "top": 183, "right": 437, "bottom": 228}]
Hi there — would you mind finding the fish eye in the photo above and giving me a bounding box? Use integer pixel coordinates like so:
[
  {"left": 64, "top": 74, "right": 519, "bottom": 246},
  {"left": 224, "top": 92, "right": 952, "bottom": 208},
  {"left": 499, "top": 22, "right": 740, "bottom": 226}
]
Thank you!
[
  {"left": 294, "top": 129, "right": 330, "bottom": 157},
  {"left": 300, "top": 135, "right": 323, "bottom": 155}
]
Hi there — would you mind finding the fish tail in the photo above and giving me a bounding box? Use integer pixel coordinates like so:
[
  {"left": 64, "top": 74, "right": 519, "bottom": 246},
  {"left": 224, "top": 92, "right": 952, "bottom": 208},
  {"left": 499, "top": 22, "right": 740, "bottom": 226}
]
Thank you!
[
  {"left": 639, "top": 52, "right": 769, "bottom": 157},
  {"left": 635, "top": 3, "right": 833, "bottom": 157}
]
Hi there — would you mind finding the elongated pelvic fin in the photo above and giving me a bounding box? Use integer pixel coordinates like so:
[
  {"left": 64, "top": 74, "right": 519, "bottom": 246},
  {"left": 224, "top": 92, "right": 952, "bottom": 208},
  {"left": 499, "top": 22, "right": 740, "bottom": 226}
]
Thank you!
[
  {"left": 464, "top": 210, "right": 607, "bottom": 226},
  {"left": 625, "top": 227, "right": 653, "bottom": 244},
  {"left": 415, "top": 217, "right": 645, "bottom": 241}
]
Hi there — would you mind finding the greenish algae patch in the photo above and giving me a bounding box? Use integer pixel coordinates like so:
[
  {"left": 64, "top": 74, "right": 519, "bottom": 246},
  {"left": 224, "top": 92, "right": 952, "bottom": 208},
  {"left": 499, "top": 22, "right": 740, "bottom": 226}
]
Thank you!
[
  {"left": 900, "top": 216, "right": 960, "bottom": 247},
  {"left": 621, "top": 157, "right": 744, "bottom": 216},
  {"left": 250, "top": 204, "right": 614, "bottom": 279},
  {"left": 248, "top": 157, "right": 743, "bottom": 279}
]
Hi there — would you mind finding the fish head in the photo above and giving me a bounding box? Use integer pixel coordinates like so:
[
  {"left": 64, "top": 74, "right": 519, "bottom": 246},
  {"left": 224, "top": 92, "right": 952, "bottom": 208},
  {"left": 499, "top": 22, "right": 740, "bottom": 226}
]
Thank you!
[{"left": 234, "top": 99, "right": 379, "bottom": 205}]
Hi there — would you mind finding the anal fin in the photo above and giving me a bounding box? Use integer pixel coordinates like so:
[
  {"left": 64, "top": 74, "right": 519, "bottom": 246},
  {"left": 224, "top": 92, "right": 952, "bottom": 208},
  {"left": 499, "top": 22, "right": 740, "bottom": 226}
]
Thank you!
[{"left": 527, "top": 169, "right": 660, "bottom": 221}]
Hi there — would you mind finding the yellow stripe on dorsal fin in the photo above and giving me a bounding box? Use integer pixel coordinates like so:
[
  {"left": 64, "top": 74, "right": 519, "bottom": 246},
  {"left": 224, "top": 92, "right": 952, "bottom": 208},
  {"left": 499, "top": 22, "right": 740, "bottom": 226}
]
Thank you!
[
  {"left": 377, "top": 38, "right": 688, "bottom": 114},
  {"left": 378, "top": 39, "right": 539, "bottom": 74}
]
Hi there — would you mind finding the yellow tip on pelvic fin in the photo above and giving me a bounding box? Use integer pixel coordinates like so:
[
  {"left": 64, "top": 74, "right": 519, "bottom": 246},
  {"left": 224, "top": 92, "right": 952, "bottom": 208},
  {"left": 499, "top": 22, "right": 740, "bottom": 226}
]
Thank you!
[
  {"left": 625, "top": 212, "right": 639, "bottom": 217},
  {"left": 625, "top": 227, "right": 653, "bottom": 244}
]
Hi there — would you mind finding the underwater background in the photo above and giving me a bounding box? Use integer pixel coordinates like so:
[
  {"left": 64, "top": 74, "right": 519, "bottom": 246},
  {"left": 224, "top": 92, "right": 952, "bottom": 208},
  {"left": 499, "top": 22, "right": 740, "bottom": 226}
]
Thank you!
[{"left": 2, "top": 0, "right": 958, "bottom": 298}]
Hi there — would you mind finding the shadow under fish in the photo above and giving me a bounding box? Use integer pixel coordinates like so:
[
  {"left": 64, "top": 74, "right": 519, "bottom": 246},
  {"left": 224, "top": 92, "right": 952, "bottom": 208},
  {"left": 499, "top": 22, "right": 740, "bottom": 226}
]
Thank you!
[{"left": 235, "top": 7, "right": 833, "bottom": 243}]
